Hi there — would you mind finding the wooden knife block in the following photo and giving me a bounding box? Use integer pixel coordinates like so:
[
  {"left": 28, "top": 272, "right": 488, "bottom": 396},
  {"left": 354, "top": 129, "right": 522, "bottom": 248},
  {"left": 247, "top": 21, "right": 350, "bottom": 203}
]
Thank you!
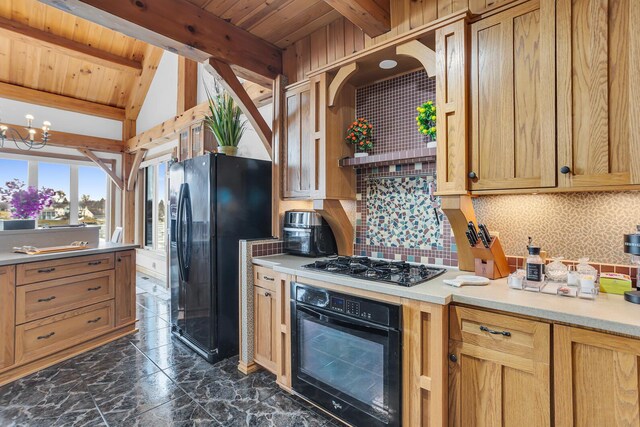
[{"left": 469, "top": 236, "right": 510, "bottom": 279}]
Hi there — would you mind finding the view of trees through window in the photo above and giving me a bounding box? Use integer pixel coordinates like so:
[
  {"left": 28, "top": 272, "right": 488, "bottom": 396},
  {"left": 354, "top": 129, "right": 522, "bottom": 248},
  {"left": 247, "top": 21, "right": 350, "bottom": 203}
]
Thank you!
[
  {"left": 144, "top": 162, "right": 167, "bottom": 252},
  {"left": 0, "top": 158, "right": 108, "bottom": 239}
]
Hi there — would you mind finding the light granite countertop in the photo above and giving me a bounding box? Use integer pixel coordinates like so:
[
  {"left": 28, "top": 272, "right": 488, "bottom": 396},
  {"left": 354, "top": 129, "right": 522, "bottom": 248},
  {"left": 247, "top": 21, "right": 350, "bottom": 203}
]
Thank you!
[
  {"left": 0, "top": 242, "right": 139, "bottom": 266},
  {"left": 253, "top": 254, "right": 640, "bottom": 338}
]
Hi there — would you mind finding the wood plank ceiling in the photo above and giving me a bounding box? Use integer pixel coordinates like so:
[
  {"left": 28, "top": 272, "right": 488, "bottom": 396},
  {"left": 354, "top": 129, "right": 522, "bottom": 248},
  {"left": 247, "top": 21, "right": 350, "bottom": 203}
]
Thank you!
[
  {"left": 184, "top": 0, "right": 342, "bottom": 48},
  {"left": 0, "top": 0, "right": 156, "bottom": 115}
]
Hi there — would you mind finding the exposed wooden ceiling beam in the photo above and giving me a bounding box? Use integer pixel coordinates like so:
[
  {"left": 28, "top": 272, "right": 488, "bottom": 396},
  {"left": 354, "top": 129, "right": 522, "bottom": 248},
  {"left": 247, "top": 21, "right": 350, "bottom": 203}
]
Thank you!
[
  {"left": 204, "top": 58, "right": 272, "bottom": 154},
  {"left": 41, "top": 0, "right": 283, "bottom": 81},
  {"left": 125, "top": 45, "right": 164, "bottom": 120},
  {"left": 77, "top": 148, "right": 124, "bottom": 190},
  {"left": 178, "top": 57, "right": 198, "bottom": 114},
  {"left": 243, "top": 82, "right": 273, "bottom": 108},
  {"left": 322, "top": 0, "right": 390, "bottom": 37},
  {"left": 127, "top": 149, "right": 147, "bottom": 191},
  {"left": 0, "top": 81, "right": 125, "bottom": 121},
  {"left": 0, "top": 16, "right": 143, "bottom": 75},
  {"left": 0, "top": 121, "right": 122, "bottom": 153},
  {"left": 125, "top": 102, "right": 210, "bottom": 152}
]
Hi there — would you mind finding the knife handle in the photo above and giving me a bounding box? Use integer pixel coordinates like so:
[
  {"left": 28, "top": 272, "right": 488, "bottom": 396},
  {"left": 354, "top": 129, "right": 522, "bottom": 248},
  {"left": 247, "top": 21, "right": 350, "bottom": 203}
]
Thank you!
[
  {"left": 479, "top": 231, "right": 490, "bottom": 248},
  {"left": 467, "top": 221, "right": 479, "bottom": 243},
  {"left": 479, "top": 224, "right": 492, "bottom": 242},
  {"left": 465, "top": 231, "right": 476, "bottom": 247}
]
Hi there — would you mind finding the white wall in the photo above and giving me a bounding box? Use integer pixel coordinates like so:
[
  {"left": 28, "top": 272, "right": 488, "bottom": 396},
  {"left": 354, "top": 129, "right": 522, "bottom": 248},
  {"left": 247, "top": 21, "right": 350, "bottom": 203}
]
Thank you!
[
  {"left": 136, "top": 51, "right": 178, "bottom": 133},
  {"left": 0, "top": 97, "right": 122, "bottom": 139}
]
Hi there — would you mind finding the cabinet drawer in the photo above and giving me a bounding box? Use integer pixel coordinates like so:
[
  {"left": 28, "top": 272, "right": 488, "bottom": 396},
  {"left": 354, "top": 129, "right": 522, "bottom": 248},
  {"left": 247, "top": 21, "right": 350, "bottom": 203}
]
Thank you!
[
  {"left": 15, "top": 301, "right": 114, "bottom": 364},
  {"left": 254, "top": 266, "right": 279, "bottom": 292},
  {"left": 17, "top": 253, "right": 115, "bottom": 285},
  {"left": 449, "top": 306, "right": 550, "bottom": 363},
  {"left": 16, "top": 271, "right": 115, "bottom": 324}
]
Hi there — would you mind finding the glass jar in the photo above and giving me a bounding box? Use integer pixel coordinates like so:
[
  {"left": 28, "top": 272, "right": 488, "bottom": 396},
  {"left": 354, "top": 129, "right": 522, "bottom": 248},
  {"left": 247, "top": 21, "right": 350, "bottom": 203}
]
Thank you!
[
  {"left": 546, "top": 257, "right": 568, "bottom": 282},
  {"left": 576, "top": 257, "right": 598, "bottom": 298}
]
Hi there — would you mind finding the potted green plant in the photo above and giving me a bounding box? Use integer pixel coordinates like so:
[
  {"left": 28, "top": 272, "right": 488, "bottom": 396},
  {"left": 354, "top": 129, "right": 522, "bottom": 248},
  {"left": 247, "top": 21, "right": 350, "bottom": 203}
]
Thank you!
[
  {"left": 0, "top": 179, "right": 55, "bottom": 230},
  {"left": 204, "top": 86, "right": 246, "bottom": 156}
]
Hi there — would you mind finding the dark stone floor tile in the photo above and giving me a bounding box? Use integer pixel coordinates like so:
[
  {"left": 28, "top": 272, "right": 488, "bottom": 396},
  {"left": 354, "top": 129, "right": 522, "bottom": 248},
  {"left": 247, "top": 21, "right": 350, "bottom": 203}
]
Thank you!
[
  {"left": 0, "top": 364, "right": 83, "bottom": 406},
  {"left": 81, "top": 349, "right": 161, "bottom": 386},
  {"left": 105, "top": 395, "right": 220, "bottom": 427},
  {"left": 183, "top": 370, "right": 280, "bottom": 426},
  {"left": 135, "top": 314, "right": 170, "bottom": 334},
  {"left": 142, "top": 340, "right": 203, "bottom": 370},
  {"left": 129, "top": 326, "right": 174, "bottom": 352},
  {"left": 90, "top": 370, "right": 185, "bottom": 418},
  {"left": 52, "top": 408, "right": 106, "bottom": 427},
  {"left": 229, "top": 392, "right": 331, "bottom": 427}
]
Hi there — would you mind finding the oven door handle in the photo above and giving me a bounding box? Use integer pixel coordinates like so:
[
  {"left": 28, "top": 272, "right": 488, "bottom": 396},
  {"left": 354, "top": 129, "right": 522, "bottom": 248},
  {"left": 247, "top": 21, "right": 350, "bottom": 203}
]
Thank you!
[{"left": 297, "top": 304, "right": 395, "bottom": 334}]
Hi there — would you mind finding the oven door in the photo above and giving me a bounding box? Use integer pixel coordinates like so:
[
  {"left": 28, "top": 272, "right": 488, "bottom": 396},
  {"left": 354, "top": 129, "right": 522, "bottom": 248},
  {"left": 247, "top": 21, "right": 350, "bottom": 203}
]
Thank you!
[
  {"left": 283, "top": 227, "right": 313, "bottom": 256},
  {"left": 292, "top": 304, "right": 401, "bottom": 427}
]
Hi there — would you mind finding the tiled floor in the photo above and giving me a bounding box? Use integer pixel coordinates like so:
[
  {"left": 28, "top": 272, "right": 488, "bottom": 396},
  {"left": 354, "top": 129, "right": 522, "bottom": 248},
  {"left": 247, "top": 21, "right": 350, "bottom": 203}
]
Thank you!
[{"left": 0, "top": 280, "right": 339, "bottom": 427}]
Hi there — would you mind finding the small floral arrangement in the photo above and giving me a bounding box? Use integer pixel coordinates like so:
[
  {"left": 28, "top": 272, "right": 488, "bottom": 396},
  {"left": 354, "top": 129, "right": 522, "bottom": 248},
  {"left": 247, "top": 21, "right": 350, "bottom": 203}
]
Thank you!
[
  {"left": 345, "top": 118, "right": 374, "bottom": 152},
  {"left": 0, "top": 179, "right": 55, "bottom": 219},
  {"left": 416, "top": 101, "right": 436, "bottom": 139}
]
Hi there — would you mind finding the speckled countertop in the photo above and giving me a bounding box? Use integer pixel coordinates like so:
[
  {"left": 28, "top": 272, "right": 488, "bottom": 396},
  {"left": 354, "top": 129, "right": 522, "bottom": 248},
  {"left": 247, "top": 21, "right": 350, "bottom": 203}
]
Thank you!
[
  {"left": 253, "top": 254, "right": 640, "bottom": 338},
  {"left": 0, "top": 242, "right": 139, "bottom": 266}
]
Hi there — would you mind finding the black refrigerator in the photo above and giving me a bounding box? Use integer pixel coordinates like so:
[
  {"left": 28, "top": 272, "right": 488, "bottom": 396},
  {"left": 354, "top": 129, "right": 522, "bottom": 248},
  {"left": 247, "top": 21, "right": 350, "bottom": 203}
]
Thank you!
[{"left": 169, "top": 153, "right": 272, "bottom": 363}]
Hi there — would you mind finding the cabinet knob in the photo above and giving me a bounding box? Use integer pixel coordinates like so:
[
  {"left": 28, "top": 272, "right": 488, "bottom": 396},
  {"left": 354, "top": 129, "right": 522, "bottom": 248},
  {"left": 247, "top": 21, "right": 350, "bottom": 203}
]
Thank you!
[
  {"left": 560, "top": 166, "right": 571, "bottom": 175},
  {"left": 449, "top": 353, "right": 458, "bottom": 363},
  {"left": 468, "top": 171, "right": 477, "bottom": 179},
  {"left": 264, "top": 292, "right": 271, "bottom": 297}
]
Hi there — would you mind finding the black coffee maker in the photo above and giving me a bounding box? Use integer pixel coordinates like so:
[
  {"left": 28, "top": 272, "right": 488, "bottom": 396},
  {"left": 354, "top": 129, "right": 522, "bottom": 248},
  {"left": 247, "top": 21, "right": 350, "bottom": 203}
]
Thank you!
[{"left": 623, "top": 226, "right": 640, "bottom": 304}]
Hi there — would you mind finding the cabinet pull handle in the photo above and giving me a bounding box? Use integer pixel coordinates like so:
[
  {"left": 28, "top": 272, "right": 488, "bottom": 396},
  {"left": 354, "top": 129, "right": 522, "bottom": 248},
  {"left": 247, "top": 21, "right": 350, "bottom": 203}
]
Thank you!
[
  {"left": 37, "top": 332, "right": 55, "bottom": 340},
  {"left": 263, "top": 276, "right": 275, "bottom": 281},
  {"left": 449, "top": 353, "right": 458, "bottom": 363},
  {"left": 468, "top": 171, "right": 478, "bottom": 179},
  {"left": 37, "top": 268, "right": 56, "bottom": 273},
  {"left": 88, "top": 261, "right": 102, "bottom": 266},
  {"left": 87, "top": 286, "right": 102, "bottom": 291},
  {"left": 560, "top": 165, "right": 571, "bottom": 175},
  {"left": 87, "top": 317, "right": 102, "bottom": 324},
  {"left": 264, "top": 292, "right": 271, "bottom": 297},
  {"left": 37, "top": 296, "right": 56, "bottom": 303},
  {"left": 480, "top": 325, "right": 511, "bottom": 337}
]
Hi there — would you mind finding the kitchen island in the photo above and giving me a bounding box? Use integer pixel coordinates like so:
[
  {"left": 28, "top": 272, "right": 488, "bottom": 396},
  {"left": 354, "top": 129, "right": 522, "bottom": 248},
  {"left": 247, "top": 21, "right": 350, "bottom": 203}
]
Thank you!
[
  {"left": 250, "top": 254, "right": 640, "bottom": 427},
  {"left": 0, "top": 243, "right": 138, "bottom": 386}
]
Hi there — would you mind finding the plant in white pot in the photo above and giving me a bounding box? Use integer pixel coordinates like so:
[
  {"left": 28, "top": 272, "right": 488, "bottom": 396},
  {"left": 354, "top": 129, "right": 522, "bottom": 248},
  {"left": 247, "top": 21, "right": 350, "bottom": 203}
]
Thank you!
[
  {"left": 0, "top": 179, "right": 55, "bottom": 230},
  {"left": 204, "top": 86, "right": 246, "bottom": 156}
]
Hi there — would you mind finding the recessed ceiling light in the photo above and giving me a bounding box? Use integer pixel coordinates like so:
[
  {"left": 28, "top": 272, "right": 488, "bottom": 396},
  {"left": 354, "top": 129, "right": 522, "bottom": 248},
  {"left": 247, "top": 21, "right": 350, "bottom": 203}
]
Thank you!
[{"left": 379, "top": 59, "right": 398, "bottom": 69}]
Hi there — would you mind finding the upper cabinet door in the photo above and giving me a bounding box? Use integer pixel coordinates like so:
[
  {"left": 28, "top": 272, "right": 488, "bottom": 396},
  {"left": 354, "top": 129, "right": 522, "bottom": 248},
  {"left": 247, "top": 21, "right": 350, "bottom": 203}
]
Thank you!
[
  {"left": 469, "top": 0, "right": 556, "bottom": 191},
  {"left": 283, "top": 82, "right": 312, "bottom": 199},
  {"left": 557, "top": 0, "right": 640, "bottom": 188}
]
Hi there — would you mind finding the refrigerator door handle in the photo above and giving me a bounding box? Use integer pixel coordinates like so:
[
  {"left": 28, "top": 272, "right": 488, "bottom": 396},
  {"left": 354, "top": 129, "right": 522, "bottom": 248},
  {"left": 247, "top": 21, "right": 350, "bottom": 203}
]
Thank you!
[
  {"left": 176, "top": 183, "right": 186, "bottom": 282},
  {"left": 183, "top": 184, "right": 193, "bottom": 277}
]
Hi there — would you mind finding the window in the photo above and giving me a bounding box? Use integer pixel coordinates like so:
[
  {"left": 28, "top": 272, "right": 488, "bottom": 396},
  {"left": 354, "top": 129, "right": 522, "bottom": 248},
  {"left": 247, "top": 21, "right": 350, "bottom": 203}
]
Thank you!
[
  {"left": 143, "top": 162, "right": 168, "bottom": 252},
  {"left": 0, "top": 157, "right": 110, "bottom": 239},
  {"left": 39, "top": 163, "right": 71, "bottom": 227},
  {"left": 0, "top": 159, "right": 28, "bottom": 219},
  {"left": 78, "top": 166, "right": 108, "bottom": 239}
]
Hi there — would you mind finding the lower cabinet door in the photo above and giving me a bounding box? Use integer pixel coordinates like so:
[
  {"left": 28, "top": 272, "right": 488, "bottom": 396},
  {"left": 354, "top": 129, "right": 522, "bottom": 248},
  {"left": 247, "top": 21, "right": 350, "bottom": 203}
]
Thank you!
[
  {"left": 0, "top": 266, "right": 15, "bottom": 370},
  {"left": 555, "top": 325, "right": 640, "bottom": 426},
  {"left": 15, "top": 301, "right": 114, "bottom": 365},
  {"left": 254, "top": 285, "right": 277, "bottom": 374}
]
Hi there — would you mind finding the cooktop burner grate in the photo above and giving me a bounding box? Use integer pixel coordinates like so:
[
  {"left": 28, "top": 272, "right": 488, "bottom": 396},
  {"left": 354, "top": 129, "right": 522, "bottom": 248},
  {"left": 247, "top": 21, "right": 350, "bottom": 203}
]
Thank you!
[{"left": 302, "top": 256, "right": 446, "bottom": 287}]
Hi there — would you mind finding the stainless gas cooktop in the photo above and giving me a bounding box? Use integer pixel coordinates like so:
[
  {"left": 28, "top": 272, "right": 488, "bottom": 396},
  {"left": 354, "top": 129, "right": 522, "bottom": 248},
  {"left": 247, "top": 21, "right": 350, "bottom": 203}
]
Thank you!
[{"left": 302, "top": 256, "right": 446, "bottom": 287}]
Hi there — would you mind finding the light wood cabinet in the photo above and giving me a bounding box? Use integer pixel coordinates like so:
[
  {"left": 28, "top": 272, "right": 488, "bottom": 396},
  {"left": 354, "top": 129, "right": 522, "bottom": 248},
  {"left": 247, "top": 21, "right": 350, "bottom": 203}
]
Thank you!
[
  {"left": 556, "top": 0, "right": 640, "bottom": 189},
  {"left": 283, "top": 81, "right": 313, "bottom": 199},
  {"left": 115, "top": 250, "right": 136, "bottom": 327},
  {"left": 469, "top": 0, "right": 556, "bottom": 191},
  {"left": 254, "top": 284, "right": 277, "bottom": 374},
  {"left": 252, "top": 266, "right": 292, "bottom": 389},
  {"left": 0, "top": 266, "right": 15, "bottom": 370},
  {"left": 448, "top": 306, "right": 551, "bottom": 427},
  {"left": 177, "top": 121, "right": 216, "bottom": 162},
  {"left": 469, "top": 0, "right": 518, "bottom": 12},
  {"left": 555, "top": 325, "right": 640, "bottom": 426}
]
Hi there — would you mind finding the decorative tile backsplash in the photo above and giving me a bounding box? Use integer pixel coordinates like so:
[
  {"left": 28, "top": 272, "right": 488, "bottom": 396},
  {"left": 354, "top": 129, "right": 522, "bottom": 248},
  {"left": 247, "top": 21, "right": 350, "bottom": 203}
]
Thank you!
[
  {"left": 355, "top": 162, "right": 457, "bottom": 266},
  {"left": 473, "top": 192, "right": 640, "bottom": 265},
  {"left": 353, "top": 69, "right": 456, "bottom": 265},
  {"left": 356, "top": 70, "right": 435, "bottom": 155}
]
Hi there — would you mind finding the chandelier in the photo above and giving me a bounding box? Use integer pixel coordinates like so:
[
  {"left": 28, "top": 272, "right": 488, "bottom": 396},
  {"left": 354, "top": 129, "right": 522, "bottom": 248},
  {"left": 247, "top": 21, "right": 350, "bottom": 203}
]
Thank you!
[{"left": 0, "top": 114, "right": 52, "bottom": 150}]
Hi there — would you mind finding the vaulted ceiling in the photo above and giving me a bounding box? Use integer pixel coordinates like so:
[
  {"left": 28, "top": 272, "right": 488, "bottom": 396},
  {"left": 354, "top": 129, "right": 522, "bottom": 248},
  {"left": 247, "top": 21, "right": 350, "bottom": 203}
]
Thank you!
[
  {"left": 0, "top": 0, "right": 161, "bottom": 120},
  {"left": 183, "top": 0, "right": 342, "bottom": 48}
]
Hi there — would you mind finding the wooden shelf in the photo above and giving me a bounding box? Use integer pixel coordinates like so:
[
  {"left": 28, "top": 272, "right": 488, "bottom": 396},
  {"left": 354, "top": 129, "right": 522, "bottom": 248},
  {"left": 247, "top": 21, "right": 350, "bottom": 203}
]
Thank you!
[{"left": 339, "top": 146, "right": 436, "bottom": 168}]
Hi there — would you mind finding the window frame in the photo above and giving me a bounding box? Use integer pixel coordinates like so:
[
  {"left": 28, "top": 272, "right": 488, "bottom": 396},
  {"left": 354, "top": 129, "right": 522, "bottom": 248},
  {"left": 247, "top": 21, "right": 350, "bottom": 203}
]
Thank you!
[
  {"left": 0, "top": 153, "right": 112, "bottom": 239},
  {"left": 141, "top": 155, "right": 170, "bottom": 254}
]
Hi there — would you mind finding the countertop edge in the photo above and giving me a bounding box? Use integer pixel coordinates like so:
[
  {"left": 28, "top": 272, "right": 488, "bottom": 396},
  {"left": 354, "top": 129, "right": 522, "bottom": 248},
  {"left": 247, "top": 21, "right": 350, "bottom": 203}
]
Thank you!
[{"left": 0, "top": 243, "right": 140, "bottom": 266}]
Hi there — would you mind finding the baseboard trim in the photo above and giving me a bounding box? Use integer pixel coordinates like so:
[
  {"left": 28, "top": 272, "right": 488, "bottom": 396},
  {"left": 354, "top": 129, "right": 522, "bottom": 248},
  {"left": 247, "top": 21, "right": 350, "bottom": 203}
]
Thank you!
[{"left": 237, "top": 360, "right": 260, "bottom": 375}]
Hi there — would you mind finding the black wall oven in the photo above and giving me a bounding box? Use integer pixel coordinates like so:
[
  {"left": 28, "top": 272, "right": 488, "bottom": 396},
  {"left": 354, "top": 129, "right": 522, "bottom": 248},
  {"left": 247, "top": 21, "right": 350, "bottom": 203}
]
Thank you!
[{"left": 291, "top": 282, "right": 402, "bottom": 427}]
